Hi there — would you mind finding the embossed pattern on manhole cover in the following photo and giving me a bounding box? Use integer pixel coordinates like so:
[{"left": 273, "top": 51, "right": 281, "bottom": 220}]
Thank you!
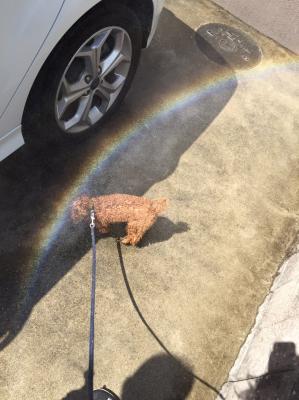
[{"left": 195, "top": 24, "right": 262, "bottom": 69}]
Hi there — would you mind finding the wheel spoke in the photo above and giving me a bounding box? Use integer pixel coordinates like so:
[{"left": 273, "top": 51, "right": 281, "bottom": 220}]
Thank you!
[
  {"left": 77, "top": 47, "right": 98, "bottom": 79},
  {"left": 94, "top": 28, "right": 112, "bottom": 53},
  {"left": 87, "top": 106, "right": 104, "bottom": 125},
  {"left": 81, "top": 92, "right": 94, "bottom": 125},
  {"left": 62, "top": 94, "right": 92, "bottom": 131},
  {"left": 96, "top": 85, "right": 111, "bottom": 102},
  {"left": 101, "top": 50, "right": 130, "bottom": 78},
  {"left": 77, "top": 29, "right": 112, "bottom": 78},
  {"left": 57, "top": 88, "right": 88, "bottom": 119},
  {"left": 67, "top": 78, "right": 89, "bottom": 94},
  {"left": 114, "top": 30, "right": 126, "bottom": 55},
  {"left": 101, "top": 73, "right": 126, "bottom": 93},
  {"left": 100, "top": 28, "right": 129, "bottom": 76}
]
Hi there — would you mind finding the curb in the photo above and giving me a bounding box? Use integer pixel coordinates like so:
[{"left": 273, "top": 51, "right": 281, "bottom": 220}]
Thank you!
[{"left": 218, "top": 252, "right": 299, "bottom": 399}]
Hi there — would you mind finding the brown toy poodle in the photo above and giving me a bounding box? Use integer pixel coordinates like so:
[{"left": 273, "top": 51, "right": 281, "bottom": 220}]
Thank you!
[{"left": 71, "top": 193, "right": 168, "bottom": 245}]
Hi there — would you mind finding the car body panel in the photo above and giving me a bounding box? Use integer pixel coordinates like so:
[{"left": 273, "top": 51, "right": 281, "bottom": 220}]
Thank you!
[
  {"left": 0, "top": 126, "right": 24, "bottom": 161},
  {"left": 149, "top": 0, "right": 165, "bottom": 43},
  {"left": 0, "top": 0, "right": 165, "bottom": 161},
  {"left": 0, "top": 0, "right": 65, "bottom": 117}
]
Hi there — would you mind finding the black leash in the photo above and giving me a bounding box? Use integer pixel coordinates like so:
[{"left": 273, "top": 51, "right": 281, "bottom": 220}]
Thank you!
[
  {"left": 88, "top": 209, "right": 120, "bottom": 400},
  {"left": 88, "top": 208, "right": 96, "bottom": 400},
  {"left": 87, "top": 210, "right": 220, "bottom": 399}
]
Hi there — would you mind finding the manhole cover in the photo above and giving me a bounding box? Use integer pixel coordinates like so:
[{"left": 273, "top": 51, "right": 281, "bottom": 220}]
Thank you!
[{"left": 195, "top": 24, "right": 262, "bottom": 69}]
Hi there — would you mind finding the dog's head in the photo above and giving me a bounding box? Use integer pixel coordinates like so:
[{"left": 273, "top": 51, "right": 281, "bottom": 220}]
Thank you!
[{"left": 71, "top": 195, "right": 92, "bottom": 223}]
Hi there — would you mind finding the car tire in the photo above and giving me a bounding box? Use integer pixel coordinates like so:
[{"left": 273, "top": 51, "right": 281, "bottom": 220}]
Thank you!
[{"left": 23, "top": 4, "right": 142, "bottom": 146}]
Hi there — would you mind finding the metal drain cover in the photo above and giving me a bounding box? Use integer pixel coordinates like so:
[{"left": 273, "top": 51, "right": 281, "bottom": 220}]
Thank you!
[{"left": 195, "top": 23, "right": 262, "bottom": 69}]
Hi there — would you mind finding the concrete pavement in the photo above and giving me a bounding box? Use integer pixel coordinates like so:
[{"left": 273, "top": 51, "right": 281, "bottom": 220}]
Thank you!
[
  {"left": 0, "top": 1, "right": 298, "bottom": 399},
  {"left": 213, "top": 0, "right": 299, "bottom": 54},
  {"left": 218, "top": 250, "right": 299, "bottom": 399}
]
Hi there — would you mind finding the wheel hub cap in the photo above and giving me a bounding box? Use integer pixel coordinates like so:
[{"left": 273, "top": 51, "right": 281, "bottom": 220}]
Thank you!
[{"left": 90, "top": 77, "right": 100, "bottom": 90}]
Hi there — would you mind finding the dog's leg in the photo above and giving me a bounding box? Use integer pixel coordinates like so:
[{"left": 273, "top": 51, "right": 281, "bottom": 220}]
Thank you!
[
  {"left": 121, "top": 221, "right": 139, "bottom": 245},
  {"left": 122, "top": 213, "right": 158, "bottom": 246},
  {"left": 96, "top": 221, "right": 109, "bottom": 234},
  {"left": 132, "top": 214, "right": 158, "bottom": 245}
]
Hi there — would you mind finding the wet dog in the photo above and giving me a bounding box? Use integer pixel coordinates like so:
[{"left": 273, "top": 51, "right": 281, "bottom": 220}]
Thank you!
[{"left": 71, "top": 194, "right": 168, "bottom": 245}]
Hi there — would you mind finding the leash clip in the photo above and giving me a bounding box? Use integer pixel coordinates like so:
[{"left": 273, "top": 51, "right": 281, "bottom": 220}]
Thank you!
[{"left": 90, "top": 209, "right": 95, "bottom": 229}]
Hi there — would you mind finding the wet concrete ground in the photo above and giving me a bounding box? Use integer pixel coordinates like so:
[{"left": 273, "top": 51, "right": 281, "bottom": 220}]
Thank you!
[{"left": 0, "top": 0, "right": 299, "bottom": 399}]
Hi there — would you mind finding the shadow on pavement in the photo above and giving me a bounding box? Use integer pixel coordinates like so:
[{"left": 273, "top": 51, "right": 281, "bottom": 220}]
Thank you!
[
  {"left": 121, "top": 353, "right": 194, "bottom": 400},
  {"left": 139, "top": 217, "right": 190, "bottom": 247},
  {"left": 62, "top": 354, "right": 193, "bottom": 400},
  {"left": 95, "top": 217, "right": 190, "bottom": 248},
  {"left": 239, "top": 342, "right": 299, "bottom": 399},
  {"left": 61, "top": 370, "right": 89, "bottom": 400},
  {"left": 0, "top": 8, "right": 237, "bottom": 353}
]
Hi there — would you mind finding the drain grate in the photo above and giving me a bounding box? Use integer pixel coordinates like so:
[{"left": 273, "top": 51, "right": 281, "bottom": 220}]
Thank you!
[{"left": 195, "top": 24, "right": 262, "bottom": 69}]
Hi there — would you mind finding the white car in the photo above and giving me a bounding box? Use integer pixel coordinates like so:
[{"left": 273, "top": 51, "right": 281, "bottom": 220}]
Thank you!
[{"left": 0, "top": 0, "right": 164, "bottom": 161}]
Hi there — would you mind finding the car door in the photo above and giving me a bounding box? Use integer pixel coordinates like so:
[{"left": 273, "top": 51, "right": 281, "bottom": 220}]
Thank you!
[{"left": 0, "top": 0, "right": 65, "bottom": 118}]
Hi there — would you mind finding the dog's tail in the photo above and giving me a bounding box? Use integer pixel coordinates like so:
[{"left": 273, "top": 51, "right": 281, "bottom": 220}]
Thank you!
[{"left": 152, "top": 198, "right": 169, "bottom": 214}]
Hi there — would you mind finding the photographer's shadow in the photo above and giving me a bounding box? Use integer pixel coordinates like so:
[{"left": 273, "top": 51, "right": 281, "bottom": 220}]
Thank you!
[
  {"left": 62, "top": 354, "right": 193, "bottom": 400},
  {"left": 61, "top": 370, "right": 88, "bottom": 400},
  {"left": 121, "top": 353, "right": 194, "bottom": 400},
  {"left": 239, "top": 342, "right": 299, "bottom": 399}
]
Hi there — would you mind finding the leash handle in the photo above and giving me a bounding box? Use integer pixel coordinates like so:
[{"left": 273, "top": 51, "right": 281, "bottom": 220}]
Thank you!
[{"left": 88, "top": 209, "right": 96, "bottom": 400}]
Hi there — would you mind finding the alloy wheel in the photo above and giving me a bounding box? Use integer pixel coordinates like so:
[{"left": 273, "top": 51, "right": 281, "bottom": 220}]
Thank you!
[{"left": 55, "top": 27, "right": 132, "bottom": 133}]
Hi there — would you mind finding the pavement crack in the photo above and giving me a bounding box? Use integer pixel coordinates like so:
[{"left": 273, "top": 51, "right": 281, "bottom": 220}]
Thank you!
[{"left": 226, "top": 367, "right": 297, "bottom": 383}]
